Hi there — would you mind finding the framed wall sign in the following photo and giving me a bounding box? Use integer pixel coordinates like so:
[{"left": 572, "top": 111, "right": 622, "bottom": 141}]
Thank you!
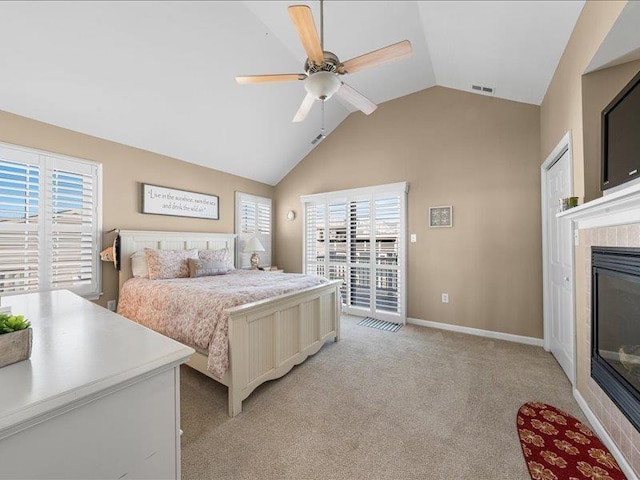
[
  {"left": 142, "top": 183, "right": 219, "bottom": 220},
  {"left": 429, "top": 205, "right": 452, "bottom": 227}
]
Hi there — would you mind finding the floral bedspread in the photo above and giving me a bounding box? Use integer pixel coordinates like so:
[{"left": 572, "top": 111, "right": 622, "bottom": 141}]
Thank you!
[{"left": 117, "top": 270, "right": 328, "bottom": 378}]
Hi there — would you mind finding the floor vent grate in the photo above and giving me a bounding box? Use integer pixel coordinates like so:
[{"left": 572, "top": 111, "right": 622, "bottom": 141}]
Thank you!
[{"left": 358, "top": 317, "right": 402, "bottom": 332}]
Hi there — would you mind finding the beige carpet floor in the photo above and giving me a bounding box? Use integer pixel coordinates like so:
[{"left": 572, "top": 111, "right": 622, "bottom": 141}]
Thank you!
[{"left": 180, "top": 316, "right": 585, "bottom": 479}]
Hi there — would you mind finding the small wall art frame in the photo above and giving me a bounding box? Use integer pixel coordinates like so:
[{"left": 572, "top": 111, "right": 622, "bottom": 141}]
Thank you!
[
  {"left": 429, "top": 205, "right": 452, "bottom": 228},
  {"left": 141, "top": 183, "right": 219, "bottom": 220}
]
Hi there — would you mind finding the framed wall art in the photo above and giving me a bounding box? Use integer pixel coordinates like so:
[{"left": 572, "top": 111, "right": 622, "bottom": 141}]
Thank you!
[
  {"left": 429, "top": 205, "right": 452, "bottom": 228},
  {"left": 141, "top": 183, "right": 219, "bottom": 220}
]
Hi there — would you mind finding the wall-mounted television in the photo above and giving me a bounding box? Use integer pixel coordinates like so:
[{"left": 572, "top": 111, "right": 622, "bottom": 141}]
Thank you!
[{"left": 602, "top": 69, "right": 640, "bottom": 191}]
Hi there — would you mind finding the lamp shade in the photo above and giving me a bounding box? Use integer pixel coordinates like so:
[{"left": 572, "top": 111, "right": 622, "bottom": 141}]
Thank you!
[
  {"left": 244, "top": 236, "right": 266, "bottom": 253},
  {"left": 304, "top": 72, "right": 341, "bottom": 100}
]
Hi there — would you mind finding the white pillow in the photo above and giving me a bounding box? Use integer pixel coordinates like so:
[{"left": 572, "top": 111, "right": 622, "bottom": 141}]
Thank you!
[{"left": 131, "top": 251, "right": 149, "bottom": 278}]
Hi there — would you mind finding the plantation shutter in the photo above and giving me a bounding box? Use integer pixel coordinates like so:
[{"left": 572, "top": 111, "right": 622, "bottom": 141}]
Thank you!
[
  {"left": 302, "top": 182, "right": 407, "bottom": 323},
  {"left": 0, "top": 149, "right": 41, "bottom": 294},
  {"left": 304, "top": 202, "right": 325, "bottom": 277},
  {"left": 349, "top": 198, "right": 372, "bottom": 310},
  {"left": 235, "top": 192, "right": 272, "bottom": 269},
  {"left": 328, "top": 201, "right": 347, "bottom": 303},
  {"left": 47, "top": 157, "right": 99, "bottom": 296},
  {"left": 374, "top": 193, "right": 402, "bottom": 314},
  {"left": 0, "top": 143, "right": 101, "bottom": 298}
]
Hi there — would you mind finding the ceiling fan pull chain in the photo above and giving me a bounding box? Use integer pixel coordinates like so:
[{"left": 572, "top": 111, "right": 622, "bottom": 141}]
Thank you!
[{"left": 321, "top": 99, "right": 325, "bottom": 136}]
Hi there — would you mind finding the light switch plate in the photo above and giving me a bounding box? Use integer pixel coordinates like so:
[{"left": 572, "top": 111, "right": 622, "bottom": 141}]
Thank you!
[{"left": 410, "top": 233, "right": 417, "bottom": 243}]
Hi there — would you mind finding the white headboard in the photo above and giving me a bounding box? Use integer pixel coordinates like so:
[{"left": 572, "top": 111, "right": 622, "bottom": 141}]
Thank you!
[{"left": 118, "top": 230, "right": 237, "bottom": 292}]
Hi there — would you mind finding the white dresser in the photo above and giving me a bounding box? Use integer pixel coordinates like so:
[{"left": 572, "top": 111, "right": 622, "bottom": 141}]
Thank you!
[{"left": 0, "top": 290, "right": 194, "bottom": 479}]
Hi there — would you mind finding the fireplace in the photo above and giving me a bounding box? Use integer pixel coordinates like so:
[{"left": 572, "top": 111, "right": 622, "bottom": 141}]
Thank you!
[{"left": 592, "top": 246, "right": 640, "bottom": 432}]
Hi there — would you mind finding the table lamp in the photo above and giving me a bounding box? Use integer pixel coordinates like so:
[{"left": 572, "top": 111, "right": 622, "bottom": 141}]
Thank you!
[{"left": 244, "top": 236, "right": 266, "bottom": 270}]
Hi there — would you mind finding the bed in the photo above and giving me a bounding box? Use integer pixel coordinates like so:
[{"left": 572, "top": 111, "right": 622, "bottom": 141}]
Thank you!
[{"left": 116, "top": 230, "right": 341, "bottom": 417}]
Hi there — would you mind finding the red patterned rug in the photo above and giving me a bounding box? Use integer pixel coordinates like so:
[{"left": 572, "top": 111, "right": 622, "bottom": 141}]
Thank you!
[{"left": 517, "top": 402, "right": 626, "bottom": 480}]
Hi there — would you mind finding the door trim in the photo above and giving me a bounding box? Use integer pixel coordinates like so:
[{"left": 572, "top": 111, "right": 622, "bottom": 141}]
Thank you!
[{"left": 541, "top": 131, "right": 576, "bottom": 385}]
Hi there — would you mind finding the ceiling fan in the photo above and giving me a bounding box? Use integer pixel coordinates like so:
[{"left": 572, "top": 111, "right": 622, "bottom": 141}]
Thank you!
[{"left": 235, "top": 1, "right": 413, "bottom": 123}]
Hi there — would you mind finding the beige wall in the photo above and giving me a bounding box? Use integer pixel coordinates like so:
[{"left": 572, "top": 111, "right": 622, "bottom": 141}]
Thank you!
[
  {"left": 0, "top": 109, "right": 273, "bottom": 307},
  {"left": 582, "top": 60, "right": 640, "bottom": 202},
  {"left": 275, "top": 86, "right": 543, "bottom": 338},
  {"left": 540, "top": 1, "right": 626, "bottom": 198}
]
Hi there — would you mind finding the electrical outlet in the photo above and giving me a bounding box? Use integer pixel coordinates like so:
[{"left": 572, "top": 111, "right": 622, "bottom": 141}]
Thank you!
[
  {"left": 410, "top": 233, "right": 417, "bottom": 243},
  {"left": 441, "top": 293, "right": 449, "bottom": 304},
  {"left": 107, "top": 300, "right": 117, "bottom": 311}
]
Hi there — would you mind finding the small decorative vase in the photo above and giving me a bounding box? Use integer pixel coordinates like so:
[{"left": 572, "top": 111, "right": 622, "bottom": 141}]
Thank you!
[
  {"left": 250, "top": 253, "right": 260, "bottom": 270},
  {"left": 0, "top": 328, "right": 33, "bottom": 368}
]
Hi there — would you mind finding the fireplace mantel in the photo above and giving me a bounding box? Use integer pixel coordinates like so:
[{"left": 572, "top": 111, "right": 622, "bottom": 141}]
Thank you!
[{"left": 558, "top": 182, "right": 640, "bottom": 229}]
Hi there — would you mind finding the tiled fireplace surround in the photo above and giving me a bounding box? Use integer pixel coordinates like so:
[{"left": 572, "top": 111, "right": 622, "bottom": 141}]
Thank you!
[{"left": 563, "top": 184, "right": 640, "bottom": 478}]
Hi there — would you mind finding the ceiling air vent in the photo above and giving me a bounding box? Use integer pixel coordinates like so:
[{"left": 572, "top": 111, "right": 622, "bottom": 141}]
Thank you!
[
  {"left": 471, "top": 84, "right": 495, "bottom": 94},
  {"left": 311, "top": 133, "right": 326, "bottom": 145}
]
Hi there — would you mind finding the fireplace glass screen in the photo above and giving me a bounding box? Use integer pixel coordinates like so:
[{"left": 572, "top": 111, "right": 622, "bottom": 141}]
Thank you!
[
  {"left": 592, "top": 246, "right": 640, "bottom": 432},
  {"left": 596, "top": 272, "right": 640, "bottom": 393}
]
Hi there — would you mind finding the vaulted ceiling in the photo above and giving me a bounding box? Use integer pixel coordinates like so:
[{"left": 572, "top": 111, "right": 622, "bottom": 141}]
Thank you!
[{"left": 0, "top": 1, "right": 584, "bottom": 185}]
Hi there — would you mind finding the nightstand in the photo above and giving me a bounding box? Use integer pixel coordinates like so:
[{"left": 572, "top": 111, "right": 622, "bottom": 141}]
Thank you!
[{"left": 261, "top": 267, "right": 284, "bottom": 273}]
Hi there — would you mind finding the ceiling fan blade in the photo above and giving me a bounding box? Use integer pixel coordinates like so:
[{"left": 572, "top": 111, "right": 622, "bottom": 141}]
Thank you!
[
  {"left": 335, "top": 83, "right": 377, "bottom": 115},
  {"left": 293, "top": 93, "right": 316, "bottom": 123},
  {"left": 288, "top": 5, "right": 324, "bottom": 66},
  {"left": 338, "top": 40, "right": 413, "bottom": 75},
  {"left": 236, "top": 74, "right": 306, "bottom": 84}
]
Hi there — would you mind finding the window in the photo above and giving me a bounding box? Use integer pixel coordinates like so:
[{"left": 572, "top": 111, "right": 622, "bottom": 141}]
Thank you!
[
  {"left": 0, "top": 142, "right": 101, "bottom": 298},
  {"left": 302, "top": 183, "right": 407, "bottom": 323},
  {"left": 235, "top": 192, "right": 272, "bottom": 269}
]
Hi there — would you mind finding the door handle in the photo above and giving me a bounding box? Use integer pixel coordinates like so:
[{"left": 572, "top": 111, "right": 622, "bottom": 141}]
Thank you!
[{"left": 564, "top": 277, "right": 570, "bottom": 282}]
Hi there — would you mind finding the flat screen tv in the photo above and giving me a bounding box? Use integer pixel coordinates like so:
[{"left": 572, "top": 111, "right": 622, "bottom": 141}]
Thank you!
[{"left": 602, "top": 69, "right": 640, "bottom": 191}]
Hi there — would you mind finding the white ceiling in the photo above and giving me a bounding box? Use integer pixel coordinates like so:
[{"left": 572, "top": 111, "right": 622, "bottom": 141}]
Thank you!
[{"left": 0, "top": 1, "right": 584, "bottom": 185}]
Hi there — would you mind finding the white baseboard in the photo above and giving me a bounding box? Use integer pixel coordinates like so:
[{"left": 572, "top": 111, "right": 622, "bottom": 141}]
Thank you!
[
  {"left": 407, "top": 317, "right": 544, "bottom": 347},
  {"left": 573, "top": 388, "right": 638, "bottom": 480}
]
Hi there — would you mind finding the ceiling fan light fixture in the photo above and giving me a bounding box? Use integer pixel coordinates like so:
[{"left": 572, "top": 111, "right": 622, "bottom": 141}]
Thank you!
[{"left": 304, "top": 71, "right": 341, "bottom": 100}]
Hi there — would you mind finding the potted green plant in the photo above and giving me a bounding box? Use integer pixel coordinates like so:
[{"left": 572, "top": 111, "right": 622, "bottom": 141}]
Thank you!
[{"left": 0, "top": 313, "right": 32, "bottom": 368}]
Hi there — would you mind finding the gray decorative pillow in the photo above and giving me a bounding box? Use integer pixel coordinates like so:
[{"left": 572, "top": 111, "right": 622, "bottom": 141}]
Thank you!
[{"left": 188, "top": 258, "right": 231, "bottom": 278}]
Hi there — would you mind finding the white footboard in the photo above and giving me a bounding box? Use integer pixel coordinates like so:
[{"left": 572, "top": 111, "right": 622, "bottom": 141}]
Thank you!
[{"left": 224, "top": 279, "right": 341, "bottom": 417}]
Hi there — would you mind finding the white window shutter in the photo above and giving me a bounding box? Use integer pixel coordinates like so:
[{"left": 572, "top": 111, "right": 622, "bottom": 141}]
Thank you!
[
  {"left": 0, "top": 143, "right": 101, "bottom": 298},
  {"left": 235, "top": 192, "right": 272, "bottom": 269},
  {"left": 303, "top": 202, "right": 319, "bottom": 276},
  {"left": 348, "top": 198, "right": 371, "bottom": 310},
  {"left": 374, "top": 194, "right": 401, "bottom": 314},
  {"left": 0, "top": 155, "right": 41, "bottom": 293},
  {"left": 46, "top": 157, "right": 99, "bottom": 296}
]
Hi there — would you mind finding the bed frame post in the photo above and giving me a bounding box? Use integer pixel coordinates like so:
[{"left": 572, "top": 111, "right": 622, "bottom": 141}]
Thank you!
[{"left": 227, "top": 313, "right": 247, "bottom": 418}]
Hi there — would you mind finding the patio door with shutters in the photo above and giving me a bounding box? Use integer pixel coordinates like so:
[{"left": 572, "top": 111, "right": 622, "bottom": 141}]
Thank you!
[{"left": 302, "top": 182, "right": 407, "bottom": 324}]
